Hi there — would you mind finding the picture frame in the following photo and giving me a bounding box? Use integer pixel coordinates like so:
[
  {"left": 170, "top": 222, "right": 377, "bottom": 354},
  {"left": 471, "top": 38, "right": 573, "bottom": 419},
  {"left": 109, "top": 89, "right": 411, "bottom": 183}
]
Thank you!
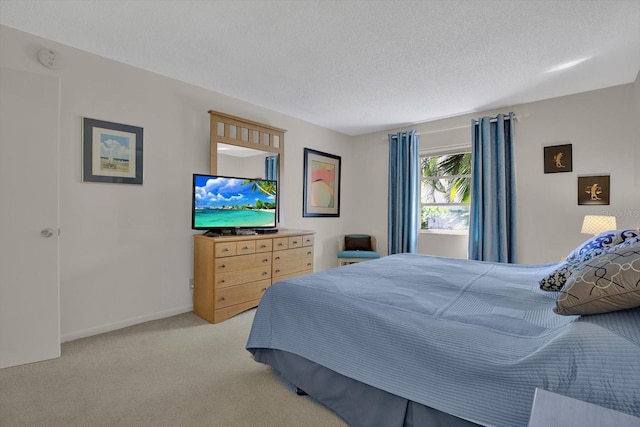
[
  {"left": 578, "top": 175, "right": 610, "bottom": 205},
  {"left": 82, "top": 117, "right": 143, "bottom": 185},
  {"left": 544, "top": 143, "right": 572, "bottom": 173},
  {"left": 303, "top": 148, "right": 341, "bottom": 217}
]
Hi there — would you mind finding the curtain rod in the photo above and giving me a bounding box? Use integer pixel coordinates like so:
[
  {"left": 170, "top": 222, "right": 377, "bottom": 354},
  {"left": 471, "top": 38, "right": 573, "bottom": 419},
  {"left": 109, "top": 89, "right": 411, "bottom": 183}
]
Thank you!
[
  {"left": 418, "top": 124, "right": 470, "bottom": 135},
  {"left": 472, "top": 114, "right": 516, "bottom": 125},
  {"left": 388, "top": 114, "right": 516, "bottom": 138}
]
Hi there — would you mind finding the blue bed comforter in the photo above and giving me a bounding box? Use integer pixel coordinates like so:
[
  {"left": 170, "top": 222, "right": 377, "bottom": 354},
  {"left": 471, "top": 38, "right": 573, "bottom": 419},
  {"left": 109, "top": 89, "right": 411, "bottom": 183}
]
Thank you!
[{"left": 246, "top": 254, "right": 640, "bottom": 427}]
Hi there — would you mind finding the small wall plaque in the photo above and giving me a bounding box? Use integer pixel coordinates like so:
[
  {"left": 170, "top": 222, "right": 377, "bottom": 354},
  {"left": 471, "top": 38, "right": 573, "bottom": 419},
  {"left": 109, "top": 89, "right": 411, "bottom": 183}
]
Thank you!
[
  {"left": 544, "top": 144, "right": 572, "bottom": 173},
  {"left": 578, "top": 175, "right": 610, "bottom": 205}
]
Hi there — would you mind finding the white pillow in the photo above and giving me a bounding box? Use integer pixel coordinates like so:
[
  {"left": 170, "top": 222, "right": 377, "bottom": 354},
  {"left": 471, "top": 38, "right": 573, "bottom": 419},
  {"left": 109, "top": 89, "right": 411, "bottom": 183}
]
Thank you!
[{"left": 554, "top": 242, "right": 640, "bottom": 315}]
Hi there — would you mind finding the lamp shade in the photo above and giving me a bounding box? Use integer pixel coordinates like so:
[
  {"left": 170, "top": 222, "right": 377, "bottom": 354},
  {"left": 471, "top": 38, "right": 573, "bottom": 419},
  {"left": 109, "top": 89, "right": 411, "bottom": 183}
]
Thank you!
[{"left": 581, "top": 215, "right": 617, "bottom": 235}]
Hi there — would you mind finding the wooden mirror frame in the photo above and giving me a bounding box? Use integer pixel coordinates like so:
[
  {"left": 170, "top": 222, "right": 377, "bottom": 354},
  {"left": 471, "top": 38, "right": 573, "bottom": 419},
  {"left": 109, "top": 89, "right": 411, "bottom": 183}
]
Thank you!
[
  {"left": 208, "top": 110, "right": 285, "bottom": 218},
  {"left": 209, "top": 110, "right": 285, "bottom": 176}
]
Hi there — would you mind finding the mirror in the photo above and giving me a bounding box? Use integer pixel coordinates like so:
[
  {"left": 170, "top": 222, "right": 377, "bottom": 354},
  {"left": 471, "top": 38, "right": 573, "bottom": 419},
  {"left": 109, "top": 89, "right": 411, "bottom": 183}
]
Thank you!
[{"left": 216, "top": 143, "right": 277, "bottom": 179}]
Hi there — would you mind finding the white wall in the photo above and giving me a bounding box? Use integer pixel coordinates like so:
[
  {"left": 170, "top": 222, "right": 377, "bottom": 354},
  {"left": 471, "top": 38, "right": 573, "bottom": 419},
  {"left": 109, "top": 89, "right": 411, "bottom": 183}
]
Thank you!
[
  {"left": 635, "top": 71, "right": 640, "bottom": 192},
  {"left": 217, "top": 152, "right": 269, "bottom": 179},
  {"left": 1, "top": 25, "right": 354, "bottom": 341},
  {"left": 353, "top": 80, "right": 640, "bottom": 264}
]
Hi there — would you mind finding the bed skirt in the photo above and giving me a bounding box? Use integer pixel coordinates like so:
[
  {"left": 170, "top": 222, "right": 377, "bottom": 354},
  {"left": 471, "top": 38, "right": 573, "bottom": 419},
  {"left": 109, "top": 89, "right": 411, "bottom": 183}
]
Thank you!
[{"left": 251, "top": 348, "right": 481, "bottom": 427}]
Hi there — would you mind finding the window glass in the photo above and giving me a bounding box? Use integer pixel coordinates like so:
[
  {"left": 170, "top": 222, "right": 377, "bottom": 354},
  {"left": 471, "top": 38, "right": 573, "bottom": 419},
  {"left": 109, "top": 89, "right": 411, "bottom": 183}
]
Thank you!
[{"left": 420, "top": 152, "right": 471, "bottom": 231}]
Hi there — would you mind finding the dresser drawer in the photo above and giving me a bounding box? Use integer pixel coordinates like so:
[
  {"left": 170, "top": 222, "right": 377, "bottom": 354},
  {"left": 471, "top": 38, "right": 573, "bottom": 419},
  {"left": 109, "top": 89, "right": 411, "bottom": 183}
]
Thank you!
[
  {"left": 236, "top": 240, "right": 256, "bottom": 255},
  {"left": 273, "top": 237, "right": 289, "bottom": 251},
  {"left": 215, "top": 241, "right": 237, "bottom": 257},
  {"left": 302, "top": 235, "right": 314, "bottom": 247},
  {"left": 216, "top": 265, "right": 272, "bottom": 288},
  {"left": 255, "top": 239, "right": 272, "bottom": 253},
  {"left": 215, "top": 253, "right": 272, "bottom": 273},
  {"left": 273, "top": 270, "right": 313, "bottom": 282},
  {"left": 273, "top": 246, "right": 313, "bottom": 263},
  {"left": 273, "top": 259, "right": 314, "bottom": 278},
  {"left": 213, "top": 299, "right": 262, "bottom": 323},
  {"left": 214, "top": 279, "right": 271, "bottom": 309},
  {"left": 288, "top": 236, "right": 303, "bottom": 248},
  {"left": 273, "top": 247, "right": 314, "bottom": 278}
]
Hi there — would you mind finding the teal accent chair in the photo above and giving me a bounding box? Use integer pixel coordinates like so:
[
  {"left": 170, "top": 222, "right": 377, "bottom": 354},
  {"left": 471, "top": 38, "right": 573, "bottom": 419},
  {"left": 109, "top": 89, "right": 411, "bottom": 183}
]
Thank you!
[{"left": 337, "top": 234, "right": 381, "bottom": 266}]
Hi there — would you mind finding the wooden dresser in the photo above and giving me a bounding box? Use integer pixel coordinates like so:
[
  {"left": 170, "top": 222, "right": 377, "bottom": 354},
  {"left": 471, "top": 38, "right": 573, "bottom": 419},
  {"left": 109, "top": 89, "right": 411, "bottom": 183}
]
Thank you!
[{"left": 193, "top": 229, "right": 314, "bottom": 323}]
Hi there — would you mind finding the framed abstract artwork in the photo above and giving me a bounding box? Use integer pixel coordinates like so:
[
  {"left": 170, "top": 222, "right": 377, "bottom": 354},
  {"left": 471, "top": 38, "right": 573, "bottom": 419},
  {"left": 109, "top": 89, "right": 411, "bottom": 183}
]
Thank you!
[
  {"left": 578, "top": 175, "right": 610, "bottom": 205},
  {"left": 544, "top": 143, "right": 572, "bottom": 173},
  {"left": 303, "top": 148, "right": 341, "bottom": 217},
  {"left": 82, "top": 117, "right": 143, "bottom": 184}
]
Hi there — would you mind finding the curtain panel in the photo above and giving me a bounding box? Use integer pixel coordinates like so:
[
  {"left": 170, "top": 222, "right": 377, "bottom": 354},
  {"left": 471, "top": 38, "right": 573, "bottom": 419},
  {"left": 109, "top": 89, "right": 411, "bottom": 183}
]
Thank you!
[
  {"left": 388, "top": 130, "right": 420, "bottom": 255},
  {"left": 468, "top": 113, "right": 517, "bottom": 263},
  {"left": 265, "top": 155, "right": 278, "bottom": 181}
]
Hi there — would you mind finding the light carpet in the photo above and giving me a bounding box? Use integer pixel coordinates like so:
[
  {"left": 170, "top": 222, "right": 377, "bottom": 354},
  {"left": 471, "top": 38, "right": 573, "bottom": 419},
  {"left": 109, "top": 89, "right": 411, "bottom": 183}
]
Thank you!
[{"left": 0, "top": 309, "right": 346, "bottom": 427}]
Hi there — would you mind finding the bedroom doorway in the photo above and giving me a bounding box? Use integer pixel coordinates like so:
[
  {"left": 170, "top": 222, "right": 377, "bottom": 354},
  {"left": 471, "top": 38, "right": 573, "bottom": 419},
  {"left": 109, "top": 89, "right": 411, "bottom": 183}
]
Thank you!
[{"left": 0, "top": 67, "right": 61, "bottom": 368}]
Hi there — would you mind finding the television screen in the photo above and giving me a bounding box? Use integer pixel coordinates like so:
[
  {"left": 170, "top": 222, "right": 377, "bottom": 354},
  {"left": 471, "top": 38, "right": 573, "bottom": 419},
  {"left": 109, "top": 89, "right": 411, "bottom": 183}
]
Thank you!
[{"left": 192, "top": 174, "right": 277, "bottom": 230}]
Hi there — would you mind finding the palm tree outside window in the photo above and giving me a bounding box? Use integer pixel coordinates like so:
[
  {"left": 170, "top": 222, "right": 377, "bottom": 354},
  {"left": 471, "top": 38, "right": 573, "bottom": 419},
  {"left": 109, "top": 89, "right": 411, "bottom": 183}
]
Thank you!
[{"left": 420, "top": 152, "right": 471, "bottom": 231}]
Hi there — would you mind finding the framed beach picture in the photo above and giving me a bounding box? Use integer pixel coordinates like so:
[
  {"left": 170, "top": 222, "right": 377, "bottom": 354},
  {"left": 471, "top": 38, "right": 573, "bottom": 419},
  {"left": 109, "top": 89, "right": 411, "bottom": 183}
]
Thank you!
[
  {"left": 82, "top": 117, "right": 143, "bottom": 184},
  {"left": 578, "top": 175, "right": 610, "bottom": 205},
  {"left": 303, "top": 148, "right": 341, "bottom": 217},
  {"left": 544, "top": 143, "right": 572, "bottom": 173}
]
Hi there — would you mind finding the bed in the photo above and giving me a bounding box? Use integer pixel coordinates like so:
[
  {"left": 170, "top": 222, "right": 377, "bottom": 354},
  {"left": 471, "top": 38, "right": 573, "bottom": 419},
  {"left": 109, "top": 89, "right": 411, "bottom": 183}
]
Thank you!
[{"left": 246, "top": 237, "right": 640, "bottom": 427}]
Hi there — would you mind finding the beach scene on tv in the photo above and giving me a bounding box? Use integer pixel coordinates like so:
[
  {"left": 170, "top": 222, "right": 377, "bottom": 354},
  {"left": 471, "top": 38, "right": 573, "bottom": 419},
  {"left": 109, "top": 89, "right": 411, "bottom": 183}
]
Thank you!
[{"left": 193, "top": 176, "right": 277, "bottom": 228}]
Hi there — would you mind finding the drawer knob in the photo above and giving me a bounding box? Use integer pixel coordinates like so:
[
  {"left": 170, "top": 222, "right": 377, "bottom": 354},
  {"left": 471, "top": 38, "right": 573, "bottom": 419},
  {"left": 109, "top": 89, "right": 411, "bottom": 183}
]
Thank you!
[
  {"left": 262, "top": 287, "right": 267, "bottom": 291},
  {"left": 220, "top": 279, "right": 226, "bottom": 283},
  {"left": 307, "top": 251, "right": 312, "bottom": 255},
  {"left": 223, "top": 248, "right": 229, "bottom": 252},
  {"left": 275, "top": 269, "right": 280, "bottom": 273},
  {"left": 307, "top": 263, "right": 312, "bottom": 266},
  {"left": 278, "top": 243, "right": 283, "bottom": 246},
  {"left": 243, "top": 246, "right": 249, "bottom": 250},
  {"left": 293, "top": 240, "right": 298, "bottom": 244},
  {"left": 221, "top": 264, "right": 226, "bottom": 268},
  {"left": 219, "top": 297, "right": 226, "bottom": 301},
  {"left": 262, "top": 271, "right": 268, "bottom": 275},
  {"left": 263, "top": 258, "right": 269, "bottom": 263},
  {"left": 275, "top": 256, "right": 280, "bottom": 260}
]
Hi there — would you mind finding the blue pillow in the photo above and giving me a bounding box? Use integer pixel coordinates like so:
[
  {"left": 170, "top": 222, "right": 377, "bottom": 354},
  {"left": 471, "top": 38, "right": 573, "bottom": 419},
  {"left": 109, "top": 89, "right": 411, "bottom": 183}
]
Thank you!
[
  {"left": 565, "top": 229, "right": 640, "bottom": 263},
  {"left": 540, "top": 232, "right": 640, "bottom": 292}
]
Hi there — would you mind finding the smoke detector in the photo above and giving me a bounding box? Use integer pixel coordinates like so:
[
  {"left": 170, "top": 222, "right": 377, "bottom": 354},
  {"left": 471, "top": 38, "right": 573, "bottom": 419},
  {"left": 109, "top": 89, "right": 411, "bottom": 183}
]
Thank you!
[{"left": 37, "top": 48, "right": 60, "bottom": 69}]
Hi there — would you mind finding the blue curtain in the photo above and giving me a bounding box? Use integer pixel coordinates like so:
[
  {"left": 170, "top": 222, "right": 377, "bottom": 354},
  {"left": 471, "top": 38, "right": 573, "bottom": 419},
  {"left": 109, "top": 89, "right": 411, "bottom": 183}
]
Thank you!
[
  {"left": 468, "top": 113, "right": 517, "bottom": 263},
  {"left": 388, "top": 130, "right": 420, "bottom": 255},
  {"left": 264, "top": 155, "right": 278, "bottom": 181}
]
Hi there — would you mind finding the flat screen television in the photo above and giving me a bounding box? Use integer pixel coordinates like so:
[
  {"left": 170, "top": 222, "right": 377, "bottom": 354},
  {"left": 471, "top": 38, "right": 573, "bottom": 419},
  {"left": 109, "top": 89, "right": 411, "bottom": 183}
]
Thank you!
[{"left": 192, "top": 174, "right": 277, "bottom": 232}]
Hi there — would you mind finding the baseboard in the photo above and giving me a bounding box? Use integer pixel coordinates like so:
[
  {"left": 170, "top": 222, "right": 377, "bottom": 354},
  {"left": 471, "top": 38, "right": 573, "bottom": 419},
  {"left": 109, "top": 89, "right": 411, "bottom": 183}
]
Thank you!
[{"left": 61, "top": 304, "right": 194, "bottom": 343}]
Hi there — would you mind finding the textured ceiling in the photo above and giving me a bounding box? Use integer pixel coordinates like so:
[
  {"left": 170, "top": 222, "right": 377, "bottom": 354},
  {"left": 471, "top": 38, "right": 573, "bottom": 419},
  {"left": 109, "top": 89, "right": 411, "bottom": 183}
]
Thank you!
[{"left": 1, "top": 0, "right": 639, "bottom": 136}]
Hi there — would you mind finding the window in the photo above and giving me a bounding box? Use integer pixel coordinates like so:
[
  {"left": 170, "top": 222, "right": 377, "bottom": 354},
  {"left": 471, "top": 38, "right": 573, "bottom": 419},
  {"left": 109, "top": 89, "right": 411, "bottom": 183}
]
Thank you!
[{"left": 420, "top": 151, "right": 471, "bottom": 231}]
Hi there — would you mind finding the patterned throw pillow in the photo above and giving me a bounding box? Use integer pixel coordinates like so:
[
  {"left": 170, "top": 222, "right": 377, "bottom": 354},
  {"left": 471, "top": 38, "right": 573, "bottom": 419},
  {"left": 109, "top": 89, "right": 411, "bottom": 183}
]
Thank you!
[
  {"left": 565, "top": 229, "right": 640, "bottom": 263},
  {"left": 540, "top": 232, "right": 640, "bottom": 292},
  {"left": 539, "top": 262, "right": 581, "bottom": 292},
  {"left": 554, "top": 242, "right": 640, "bottom": 315}
]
